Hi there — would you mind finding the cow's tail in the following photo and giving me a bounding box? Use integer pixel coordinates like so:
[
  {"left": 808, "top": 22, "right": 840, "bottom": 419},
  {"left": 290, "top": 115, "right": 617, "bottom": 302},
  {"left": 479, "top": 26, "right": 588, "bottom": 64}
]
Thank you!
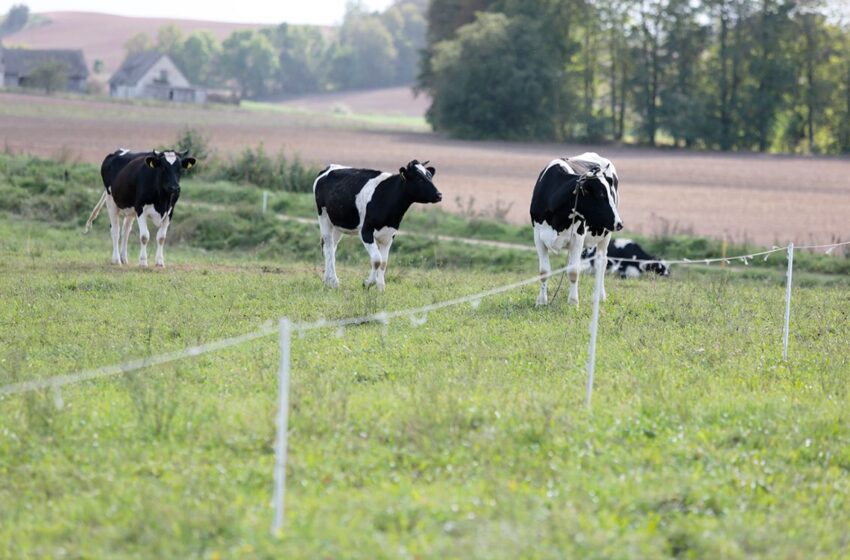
[{"left": 84, "top": 191, "right": 108, "bottom": 233}]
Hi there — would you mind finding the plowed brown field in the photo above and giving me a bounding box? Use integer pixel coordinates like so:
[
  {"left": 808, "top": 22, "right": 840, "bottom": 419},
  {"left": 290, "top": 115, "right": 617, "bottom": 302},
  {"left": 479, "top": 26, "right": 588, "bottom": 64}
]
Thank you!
[{"left": 2, "top": 92, "right": 848, "bottom": 245}]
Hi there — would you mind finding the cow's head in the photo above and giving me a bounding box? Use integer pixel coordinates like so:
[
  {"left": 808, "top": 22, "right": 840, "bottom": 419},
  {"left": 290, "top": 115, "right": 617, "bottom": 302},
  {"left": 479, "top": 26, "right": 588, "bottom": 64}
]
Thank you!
[
  {"left": 144, "top": 150, "right": 197, "bottom": 196},
  {"left": 400, "top": 160, "right": 442, "bottom": 204},
  {"left": 642, "top": 260, "right": 671, "bottom": 277},
  {"left": 576, "top": 165, "right": 623, "bottom": 233}
]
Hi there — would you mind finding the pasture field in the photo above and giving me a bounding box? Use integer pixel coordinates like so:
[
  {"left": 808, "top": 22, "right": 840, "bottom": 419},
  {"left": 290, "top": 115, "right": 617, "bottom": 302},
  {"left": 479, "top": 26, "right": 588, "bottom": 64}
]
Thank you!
[
  {"left": 1, "top": 219, "right": 850, "bottom": 559},
  {"left": 1, "top": 91, "right": 849, "bottom": 245},
  {"left": 2, "top": 153, "right": 850, "bottom": 557}
]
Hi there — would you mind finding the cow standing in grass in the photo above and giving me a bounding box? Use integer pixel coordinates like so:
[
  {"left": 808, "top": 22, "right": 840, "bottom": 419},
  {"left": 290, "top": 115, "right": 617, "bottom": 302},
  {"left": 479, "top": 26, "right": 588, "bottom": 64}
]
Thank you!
[
  {"left": 530, "top": 152, "right": 623, "bottom": 306},
  {"left": 313, "top": 160, "right": 442, "bottom": 292},
  {"left": 85, "top": 149, "right": 195, "bottom": 267}
]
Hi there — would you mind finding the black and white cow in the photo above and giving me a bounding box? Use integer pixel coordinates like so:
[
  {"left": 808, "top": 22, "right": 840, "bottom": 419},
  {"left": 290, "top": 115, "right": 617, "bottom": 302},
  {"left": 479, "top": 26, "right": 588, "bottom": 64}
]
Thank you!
[
  {"left": 530, "top": 152, "right": 623, "bottom": 306},
  {"left": 582, "top": 239, "right": 670, "bottom": 278},
  {"left": 85, "top": 149, "right": 196, "bottom": 267},
  {"left": 314, "top": 160, "right": 442, "bottom": 292}
]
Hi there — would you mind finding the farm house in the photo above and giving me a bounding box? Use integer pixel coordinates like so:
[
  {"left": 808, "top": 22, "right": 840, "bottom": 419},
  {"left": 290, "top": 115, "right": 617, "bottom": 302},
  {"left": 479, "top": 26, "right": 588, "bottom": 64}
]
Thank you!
[
  {"left": 0, "top": 44, "right": 88, "bottom": 92},
  {"left": 109, "top": 51, "right": 206, "bottom": 104}
]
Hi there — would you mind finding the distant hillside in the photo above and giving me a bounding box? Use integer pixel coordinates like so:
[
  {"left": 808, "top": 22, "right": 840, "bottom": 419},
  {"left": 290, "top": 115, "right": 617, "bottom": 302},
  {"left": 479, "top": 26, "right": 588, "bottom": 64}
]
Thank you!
[{"left": 1, "top": 11, "right": 268, "bottom": 78}]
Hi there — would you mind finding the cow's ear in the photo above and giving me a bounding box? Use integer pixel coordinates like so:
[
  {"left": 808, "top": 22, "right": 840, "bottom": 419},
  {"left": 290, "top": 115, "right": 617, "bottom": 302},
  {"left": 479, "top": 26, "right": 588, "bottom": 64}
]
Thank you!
[
  {"left": 399, "top": 167, "right": 407, "bottom": 180},
  {"left": 145, "top": 156, "right": 158, "bottom": 169},
  {"left": 182, "top": 157, "right": 197, "bottom": 170},
  {"left": 427, "top": 166, "right": 436, "bottom": 177}
]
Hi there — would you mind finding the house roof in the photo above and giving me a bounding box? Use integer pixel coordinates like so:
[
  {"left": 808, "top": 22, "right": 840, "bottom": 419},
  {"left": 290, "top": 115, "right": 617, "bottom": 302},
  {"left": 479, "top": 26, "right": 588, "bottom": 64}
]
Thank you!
[
  {"left": 0, "top": 46, "right": 88, "bottom": 78},
  {"left": 109, "top": 51, "right": 172, "bottom": 86}
]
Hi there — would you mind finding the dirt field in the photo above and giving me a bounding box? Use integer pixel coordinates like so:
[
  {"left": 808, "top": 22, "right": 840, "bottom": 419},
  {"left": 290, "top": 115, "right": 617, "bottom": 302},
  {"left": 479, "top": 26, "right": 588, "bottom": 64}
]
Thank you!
[{"left": 1, "top": 92, "right": 848, "bottom": 245}]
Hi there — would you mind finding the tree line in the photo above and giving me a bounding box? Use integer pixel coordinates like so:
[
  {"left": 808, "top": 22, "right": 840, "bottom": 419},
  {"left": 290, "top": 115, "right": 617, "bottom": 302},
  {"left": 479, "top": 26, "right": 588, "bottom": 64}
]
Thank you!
[
  {"left": 124, "top": 0, "right": 426, "bottom": 99},
  {"left": 418, "top": 0, "right": 850, "bottom": 154}
]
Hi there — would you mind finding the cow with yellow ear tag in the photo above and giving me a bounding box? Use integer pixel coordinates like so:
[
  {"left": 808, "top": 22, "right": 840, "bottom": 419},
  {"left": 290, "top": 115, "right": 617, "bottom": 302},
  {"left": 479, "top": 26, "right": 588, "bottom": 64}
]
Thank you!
[{"left": 85, "top": 148, "right": 197, "bottom": 267}]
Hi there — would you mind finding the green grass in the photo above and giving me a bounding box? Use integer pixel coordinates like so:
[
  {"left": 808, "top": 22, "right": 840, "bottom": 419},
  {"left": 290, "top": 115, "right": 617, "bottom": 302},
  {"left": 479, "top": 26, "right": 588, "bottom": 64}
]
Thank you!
[
  {"left": 1, "top": 215, "right": 849, "bottom": 558},
  {"left": 242, "top": 100, "right": 431, "bottom": 132}
]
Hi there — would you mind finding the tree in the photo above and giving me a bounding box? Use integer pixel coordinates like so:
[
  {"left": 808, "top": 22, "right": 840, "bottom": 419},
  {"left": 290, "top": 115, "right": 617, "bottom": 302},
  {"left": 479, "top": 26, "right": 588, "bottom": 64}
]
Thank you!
[
  {"left": 658, "top": 0, "right": 710, "bottom": 147},
  {"left": 125, "top": 32, "right": 153, "bottom": 55},
  {"left": 173, "top": 30, "right": 220, "bottom": 86},
  {"left": 156, "top": 25, "right": 184, "bottom": 55},
  {"left": 381, "top": 1, "right": 428, "bottom": 84},
  {"left": 330, "top": 10, "right": 398, "bottom": 89},
  {"left": 29, "top": 59, "right": 68, "bottom": 94},
  {"left": 220, "top": 30, "right": 279, "bottom": 98},
  {"left": 267, "top": 23, "right": 327, "bottom": 94},
  {"left": 0, "top": 4, "right": 29, "bottom": 37},
  {"left": 426, "top": 12, "right": 560, "bottom": 139}
]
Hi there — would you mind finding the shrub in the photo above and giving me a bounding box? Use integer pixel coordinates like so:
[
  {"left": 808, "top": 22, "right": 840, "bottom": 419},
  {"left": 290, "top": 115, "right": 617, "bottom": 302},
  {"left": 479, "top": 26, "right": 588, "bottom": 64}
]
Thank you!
[{"left": 208, "top": 144, "right": 318, "bottom": 193}]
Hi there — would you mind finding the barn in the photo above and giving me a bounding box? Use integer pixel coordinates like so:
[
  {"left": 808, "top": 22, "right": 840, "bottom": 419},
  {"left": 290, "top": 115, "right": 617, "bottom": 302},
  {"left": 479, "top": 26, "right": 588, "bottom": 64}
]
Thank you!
[
  {"left": 0, "top": 44, "right": 88, "bottom": 92},
  {"left": 109, "top": 51, "right": 206, "bottom": 104}
]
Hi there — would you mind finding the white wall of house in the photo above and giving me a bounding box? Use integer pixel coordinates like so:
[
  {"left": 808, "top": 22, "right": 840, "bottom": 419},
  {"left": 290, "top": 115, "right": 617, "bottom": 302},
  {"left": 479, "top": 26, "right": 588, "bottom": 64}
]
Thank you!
[
  {"left": 112, "top": 55, "right": 205, "bottom": 103},
  {"left": 137, "top": 56, "right": 192, "bottom": 91}
]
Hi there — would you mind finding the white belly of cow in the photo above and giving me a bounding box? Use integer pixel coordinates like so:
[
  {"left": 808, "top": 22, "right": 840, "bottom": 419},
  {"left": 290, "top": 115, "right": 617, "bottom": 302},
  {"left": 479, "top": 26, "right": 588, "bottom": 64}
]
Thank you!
[
  {"left": 534, "top": 221, "right": 581, "bottom": 252},
  {"left": 374, "top": 227, "right": 397, "bottom": 243},
  {"left": 142, "top": 205, "right": 166, "bottom": 226}
]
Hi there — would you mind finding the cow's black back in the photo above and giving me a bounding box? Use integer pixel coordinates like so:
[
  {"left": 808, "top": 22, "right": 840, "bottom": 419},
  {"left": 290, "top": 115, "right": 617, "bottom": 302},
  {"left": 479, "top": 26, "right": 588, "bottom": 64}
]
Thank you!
[{"left": 101, "top": 150, "right": 147, "bottom": 193}]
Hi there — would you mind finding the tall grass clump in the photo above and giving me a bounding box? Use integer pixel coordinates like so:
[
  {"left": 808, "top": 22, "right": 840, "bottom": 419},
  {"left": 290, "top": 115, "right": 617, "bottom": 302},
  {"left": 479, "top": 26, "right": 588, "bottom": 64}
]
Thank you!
[
  {"left": 209, "top": 144, "right": 318, "bottom": 193},
  {"left": 167, "top": 128, "right": 318, "bottom": 192}
]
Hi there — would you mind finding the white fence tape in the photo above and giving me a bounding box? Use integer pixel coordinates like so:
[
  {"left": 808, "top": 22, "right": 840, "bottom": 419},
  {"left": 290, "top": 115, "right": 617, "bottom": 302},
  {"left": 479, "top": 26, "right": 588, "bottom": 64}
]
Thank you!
[
  {"left": 1, "top": 240, "right": 846, "bottom": 399},
  {"left": 0, "top": 325, "right": 276, "bottom": 397}
]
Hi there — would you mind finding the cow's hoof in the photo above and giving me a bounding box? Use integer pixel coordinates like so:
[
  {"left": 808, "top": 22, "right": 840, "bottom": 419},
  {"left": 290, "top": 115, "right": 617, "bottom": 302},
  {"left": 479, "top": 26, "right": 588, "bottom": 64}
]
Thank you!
[
  {"left": 139, "top": 261, "right": 148, "bottom": 268},
  {"left": 155, "top": 263, "right": 165, "bottom": 268},
  {"left": 111, "top": 258, "right": 121, "bottom": 265},
  {"left": 376, "top": 284, "right": 386, "bottom": 293},
  {"left": 536, "top": 295, "right": 548, "bottom": 307},
  {"left": 323, "top": 278, "right": 339, "bottom": 289},
  {"left": 568, "top": 297, "right": 579, "bottom": 306}
]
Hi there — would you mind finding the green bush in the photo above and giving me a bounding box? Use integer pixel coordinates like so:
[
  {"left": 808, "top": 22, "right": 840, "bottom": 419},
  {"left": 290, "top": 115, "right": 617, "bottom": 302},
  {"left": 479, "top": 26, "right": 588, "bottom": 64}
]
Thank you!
[{"left": 205, "top": 144, "right": 318, "bottom": 193}]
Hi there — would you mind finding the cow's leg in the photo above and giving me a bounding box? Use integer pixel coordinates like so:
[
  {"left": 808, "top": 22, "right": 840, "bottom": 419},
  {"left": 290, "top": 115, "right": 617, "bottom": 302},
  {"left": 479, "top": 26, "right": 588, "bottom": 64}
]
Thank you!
[
  {"left": 534, "top": 228, "right": 551, "bottom": 306},
  {"left": 119, "top": 214, "right": 133, "bottom": 264},
  {"left": 319, "top": 212, "right": 340, "bottom": 288},
  {"left": 361, "top": 229, "right": 382, "bottom": 289},
  {"left": 595, "top": 233, "right": 612, "bottom": 302},
  {"left": 375, "top": 236, "right": 394, "bottom": 293},
  {"left": 154, "top": 216, "right": 171, "bottom": 267},
  {"left": 106, "top": 197, "right": 121, "bottom": 264},
  {"left": 137, "top": 212, "right": 150, "bottom": 267},
  {"left": 567, "top": 232, "right": 586, "bottom": 306}
]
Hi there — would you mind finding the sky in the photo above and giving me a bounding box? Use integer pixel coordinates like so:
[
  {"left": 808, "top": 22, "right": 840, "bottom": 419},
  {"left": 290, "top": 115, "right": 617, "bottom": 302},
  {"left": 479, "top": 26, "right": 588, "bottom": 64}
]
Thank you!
[{"left": 0, "top": 1, "right": 396, "bottom": 25}]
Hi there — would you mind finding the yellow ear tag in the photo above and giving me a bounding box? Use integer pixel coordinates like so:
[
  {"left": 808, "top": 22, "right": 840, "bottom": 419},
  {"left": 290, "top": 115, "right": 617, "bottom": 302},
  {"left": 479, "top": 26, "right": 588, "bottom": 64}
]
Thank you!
[
  {"left": 147, "top": 160, "right": 156, "bottom": 169},
  {"left": 186, "top": 162, "right": 193, "bottom": 169}
]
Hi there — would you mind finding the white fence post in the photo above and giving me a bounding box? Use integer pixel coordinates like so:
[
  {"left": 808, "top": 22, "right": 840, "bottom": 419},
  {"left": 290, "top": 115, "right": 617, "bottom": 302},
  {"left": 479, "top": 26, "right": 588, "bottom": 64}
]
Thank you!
[
  {"left": 783, "top": 243, "right": 794, "bottom": 361},
  {"left": 272, "top": 318, "right": 292, "bottom": 535},
  {"left": 585, "top": 256, "right": 605, "bottom": 409},
  {"left": 262, "top": 191, "right": 269, "bottom": 214}
]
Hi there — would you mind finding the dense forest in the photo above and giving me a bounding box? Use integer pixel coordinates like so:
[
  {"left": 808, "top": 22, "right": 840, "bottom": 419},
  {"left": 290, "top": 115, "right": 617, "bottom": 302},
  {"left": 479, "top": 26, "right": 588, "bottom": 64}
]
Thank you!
[
  {"left": 418, "top": 0, "right": 850, "bottom": 154},
  {"left": 122, "top": 0, "right": 427, "bottom": 98}
]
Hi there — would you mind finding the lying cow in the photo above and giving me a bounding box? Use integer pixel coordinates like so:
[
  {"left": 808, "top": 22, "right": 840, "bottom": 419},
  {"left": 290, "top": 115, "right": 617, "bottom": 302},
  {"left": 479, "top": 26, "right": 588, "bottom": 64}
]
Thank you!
[
  {"left": 314, "top": 160, "right": 442, "bottom": 292},
  {"left": 582, "top": 239, "right": 670, "bottom": 278},
  {"left": 85, "top": 149, "right": 195, "bottom": 267},
  {"left": 530, "top": 152, "right": 623, "bottom": 306}
]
